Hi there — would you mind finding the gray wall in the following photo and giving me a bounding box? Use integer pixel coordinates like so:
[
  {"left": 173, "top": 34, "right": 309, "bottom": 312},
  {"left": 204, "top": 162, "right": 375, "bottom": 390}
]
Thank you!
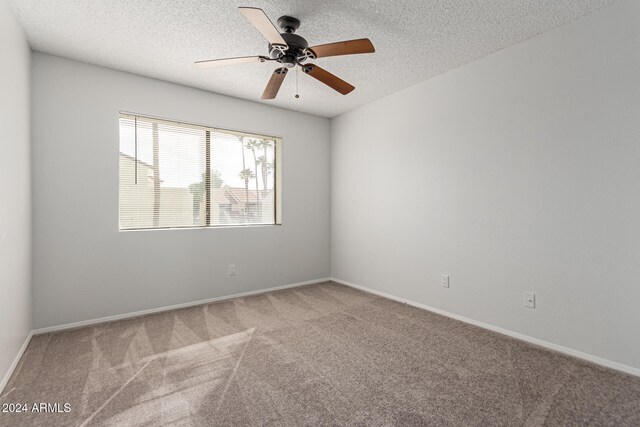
[
  {"left": 331, "top": 0, "right": 640, "bottom": 369},
  {"left": 31, "top": 53, "right": 331, "bottom": 328},
  {"left": 0, "top": 1, "right": 31, "bottom": 387}
]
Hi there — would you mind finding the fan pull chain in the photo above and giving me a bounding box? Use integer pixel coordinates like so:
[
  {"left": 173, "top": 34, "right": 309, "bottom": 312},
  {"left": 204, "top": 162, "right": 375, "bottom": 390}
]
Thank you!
[{"left": 295, "top": 67, "right": 300, "bottom": 99}]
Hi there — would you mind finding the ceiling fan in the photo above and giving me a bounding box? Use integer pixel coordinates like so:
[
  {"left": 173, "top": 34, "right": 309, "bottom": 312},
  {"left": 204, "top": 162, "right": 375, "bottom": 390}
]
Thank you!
[{"left": 195, "top": 7, "right": 375, "bottom": 100}]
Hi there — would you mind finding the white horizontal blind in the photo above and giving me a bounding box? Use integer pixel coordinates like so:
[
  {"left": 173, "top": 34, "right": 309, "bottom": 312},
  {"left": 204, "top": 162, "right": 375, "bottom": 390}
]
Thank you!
[
  {"left": 119, "top": 114, "right": 280, "bottom": 230},
  {"left": 210, "top": 132, "right": 277, "bottom": 226}
]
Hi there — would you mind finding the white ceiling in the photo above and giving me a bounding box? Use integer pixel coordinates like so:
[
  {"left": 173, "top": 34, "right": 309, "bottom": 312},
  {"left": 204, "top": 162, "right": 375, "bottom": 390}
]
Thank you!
[{"left": 10, "top": 0, "right": 617, "bottom": 118}]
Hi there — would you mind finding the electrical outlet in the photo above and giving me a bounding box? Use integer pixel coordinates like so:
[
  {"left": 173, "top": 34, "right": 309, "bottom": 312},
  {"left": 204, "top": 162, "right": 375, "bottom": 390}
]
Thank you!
[
  {"left": 524, "top": 292, "right": 535, "bottom": 308},
  {"left": 228, "top": 264, "right": 236, "bottom": 276},
  {"left": 441, "top": 274, "right": 450, "bottom": 288}
]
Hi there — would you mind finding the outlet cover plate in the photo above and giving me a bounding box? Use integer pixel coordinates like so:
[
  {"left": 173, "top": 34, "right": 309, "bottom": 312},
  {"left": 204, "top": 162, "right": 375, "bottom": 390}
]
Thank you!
[
  {"left": 524, "top": 292, "right": 535, "bottom": 308},
  {"left": 441, "top": 274, "right": 450, "bottom": 288}
]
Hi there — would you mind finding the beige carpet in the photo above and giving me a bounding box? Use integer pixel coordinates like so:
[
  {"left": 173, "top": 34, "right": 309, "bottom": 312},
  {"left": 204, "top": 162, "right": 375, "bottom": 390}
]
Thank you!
[{"left": 1, "top": 281, "right": 639, "bottom": 426}]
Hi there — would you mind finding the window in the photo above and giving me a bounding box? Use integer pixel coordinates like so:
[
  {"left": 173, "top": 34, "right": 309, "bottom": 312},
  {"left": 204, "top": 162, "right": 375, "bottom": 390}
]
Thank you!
[{"left": 119, "top": 113, "right": 282, "bottom": 230}]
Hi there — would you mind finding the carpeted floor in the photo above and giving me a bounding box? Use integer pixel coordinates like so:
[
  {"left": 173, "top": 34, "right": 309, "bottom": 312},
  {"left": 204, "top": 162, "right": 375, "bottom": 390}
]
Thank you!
[{"left": 1, "top": 281, "right": 639, "bottom": 426}]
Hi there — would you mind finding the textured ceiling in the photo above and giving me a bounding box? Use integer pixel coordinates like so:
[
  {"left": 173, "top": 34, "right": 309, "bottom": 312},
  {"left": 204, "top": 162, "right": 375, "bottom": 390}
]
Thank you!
[{"left": 10, "top": 0, "right": 617, "bottom": 118}]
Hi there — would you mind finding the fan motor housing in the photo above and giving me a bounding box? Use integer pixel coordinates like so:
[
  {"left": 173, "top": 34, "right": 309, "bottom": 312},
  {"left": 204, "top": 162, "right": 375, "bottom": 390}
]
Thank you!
[
  {"left": 269, "top": 32, "right": 309, "bottom": 64},
  {"left": 281, "top": 33, "right": 308, "bottom": 50}
]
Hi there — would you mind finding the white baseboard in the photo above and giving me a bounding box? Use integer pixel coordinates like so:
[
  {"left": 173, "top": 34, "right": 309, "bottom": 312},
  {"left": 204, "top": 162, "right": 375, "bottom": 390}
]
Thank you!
[
  {"left": 331, "top": 277, "right": 640, "bottom": 378},
  {"left": 33, "top": 277, "right": 332, "bottom": 335},
  {"left": 0, "top": 331, "right": 33, "bottom": 395}
]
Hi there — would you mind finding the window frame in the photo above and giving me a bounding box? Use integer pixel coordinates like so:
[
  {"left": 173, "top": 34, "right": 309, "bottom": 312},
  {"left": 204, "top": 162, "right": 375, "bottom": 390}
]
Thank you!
[{"left": 118, "top": 112, "right": 283, "bottom": 231}]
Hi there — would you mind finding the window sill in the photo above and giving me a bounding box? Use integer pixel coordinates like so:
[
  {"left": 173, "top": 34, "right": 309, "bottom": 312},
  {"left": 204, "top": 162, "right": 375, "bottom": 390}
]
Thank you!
[{"left": 118, "top": 223, "right": 282, "bottom": 233}]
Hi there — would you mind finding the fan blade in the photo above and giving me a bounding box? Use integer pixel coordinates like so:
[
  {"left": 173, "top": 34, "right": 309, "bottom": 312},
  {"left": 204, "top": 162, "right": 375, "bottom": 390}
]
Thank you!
[
  {"left": 307, "top": 38, "right": 375, "bottom": 59},
  {"left": 262, "top": 68, "right": 288, "bottom": 100},
  {"left": 302, "top": 64, "right": 354, "bottom": 95},
  {"left": 195, "top": 56, "right": 268, "bottom": 68},
  {"left": 239, "top": 7, "right": 287, "bottom": 47}
]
